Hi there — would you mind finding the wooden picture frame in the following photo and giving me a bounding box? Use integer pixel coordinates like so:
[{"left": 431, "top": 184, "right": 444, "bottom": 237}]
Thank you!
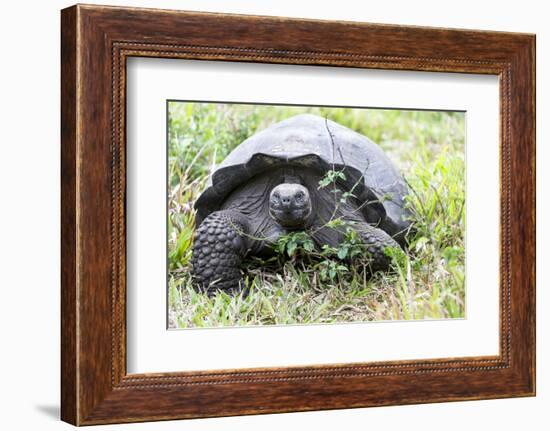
[{"left": 61, "top": 4, "right": 535, "bottom": 425}]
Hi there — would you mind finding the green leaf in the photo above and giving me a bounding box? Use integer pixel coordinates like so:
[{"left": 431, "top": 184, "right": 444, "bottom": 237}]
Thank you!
[
  {"left": 318, "top": 170, "right": 347, "bottom": 189},
  {"left": 303, "top": 240, "right": 315, "bottom": 252},
  {"left": 414, "top": 236, "right": 429, "bottom": 252},
  {"left": 337, "top": 247, "right": 348, "bottom": 259},
  {"left": 287, "top": 241, "right": 297, "bottom": 257},
  {"left": 326, "top": 218, "right": 344, "bottom": 228}
]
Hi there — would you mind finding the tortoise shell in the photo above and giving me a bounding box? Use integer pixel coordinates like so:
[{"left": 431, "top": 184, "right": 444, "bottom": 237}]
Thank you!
[{"left": 194, "top": 114, "right": 412, "bottom": 242}]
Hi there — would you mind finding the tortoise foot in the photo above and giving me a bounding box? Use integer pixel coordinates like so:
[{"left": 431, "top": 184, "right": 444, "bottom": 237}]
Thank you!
[
  {"left": 191, "top": 210, "right": 248, "bottom": 295},
  {"left": 356, "top": 223, "right": 401, "bottom": 272}
]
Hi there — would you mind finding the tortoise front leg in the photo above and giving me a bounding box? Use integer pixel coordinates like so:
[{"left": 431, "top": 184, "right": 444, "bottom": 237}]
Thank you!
[
  {"left": 191, "top": 210, "right": 249, "bottom": 294},
  {"left": 310, "top": 219, "right": 401, "bottom": 273},
  {"left": 353, "top": 222, "right": 401, "bottom": 272}
]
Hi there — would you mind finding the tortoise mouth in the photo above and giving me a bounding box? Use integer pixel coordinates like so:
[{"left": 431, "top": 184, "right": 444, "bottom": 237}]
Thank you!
[{"left": 269, "top": 207, "right": 311, "bottom": 228}]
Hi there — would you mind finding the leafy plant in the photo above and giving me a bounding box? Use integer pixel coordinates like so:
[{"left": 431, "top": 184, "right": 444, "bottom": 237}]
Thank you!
[{"left": 318, "top": 169, "right": 347, "bottom": 189}]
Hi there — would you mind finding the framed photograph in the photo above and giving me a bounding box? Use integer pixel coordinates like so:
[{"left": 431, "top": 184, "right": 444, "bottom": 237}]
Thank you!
[{"left": 61, "top": 4, "right": 535, "bottom": 425}]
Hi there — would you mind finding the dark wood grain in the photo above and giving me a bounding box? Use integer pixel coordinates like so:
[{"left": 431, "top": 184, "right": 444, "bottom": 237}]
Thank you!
[
  {"left": 60, "top": 5, "right": 78, "bottom": 425},
  {"left": 61, "top": 4, "right": 535, "bottom": 425}
]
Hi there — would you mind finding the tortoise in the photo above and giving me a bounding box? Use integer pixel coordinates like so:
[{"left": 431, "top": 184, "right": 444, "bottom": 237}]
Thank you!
[{"left": 190, "top": 113, "right": 412, "bottom": 293}]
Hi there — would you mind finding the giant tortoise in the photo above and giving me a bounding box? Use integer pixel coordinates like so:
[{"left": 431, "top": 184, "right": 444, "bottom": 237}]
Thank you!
[{"left": 190, "top": 113, "right": 412, "bottom": 293}]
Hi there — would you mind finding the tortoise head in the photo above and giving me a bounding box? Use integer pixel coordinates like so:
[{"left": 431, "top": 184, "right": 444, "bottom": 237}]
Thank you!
[{"left": 269, "top": 183, "right": 312, "bottom": 228}]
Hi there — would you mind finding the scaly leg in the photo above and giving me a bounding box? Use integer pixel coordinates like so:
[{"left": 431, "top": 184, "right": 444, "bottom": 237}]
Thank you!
[
  {"left": 191, "top": 210, "right": 248, "bottom": 294},
  {"left": 354, "top": 221, "right": 401, "bottom": 272}
]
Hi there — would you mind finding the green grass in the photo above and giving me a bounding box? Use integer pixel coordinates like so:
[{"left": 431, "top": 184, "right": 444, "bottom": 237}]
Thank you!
[{"left": 167, "top": 102, "right": 465, "bottom": 329}]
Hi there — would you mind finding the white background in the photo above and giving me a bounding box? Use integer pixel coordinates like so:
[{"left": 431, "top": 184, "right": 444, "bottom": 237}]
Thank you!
[
  {"left": 0, "top": 0, "right": 547, "bottom": 430},
  {"left": 127, "top": 59, "right": 499, "bottom": 373}
]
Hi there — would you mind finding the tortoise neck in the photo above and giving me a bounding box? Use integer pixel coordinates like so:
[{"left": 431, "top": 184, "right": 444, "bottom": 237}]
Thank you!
[{"left": 281, "top": 166, "right": 302, "bottom": 184}]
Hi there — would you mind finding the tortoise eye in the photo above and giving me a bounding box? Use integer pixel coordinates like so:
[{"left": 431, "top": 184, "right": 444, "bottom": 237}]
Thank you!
[{"left": 295, "top": 192, "right": 304, "bottom": 201}]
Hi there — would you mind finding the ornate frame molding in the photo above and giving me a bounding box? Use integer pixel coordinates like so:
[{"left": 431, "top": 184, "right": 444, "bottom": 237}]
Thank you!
[{"left": 61, "top": 5, "right": 535, "bottom": 425}]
